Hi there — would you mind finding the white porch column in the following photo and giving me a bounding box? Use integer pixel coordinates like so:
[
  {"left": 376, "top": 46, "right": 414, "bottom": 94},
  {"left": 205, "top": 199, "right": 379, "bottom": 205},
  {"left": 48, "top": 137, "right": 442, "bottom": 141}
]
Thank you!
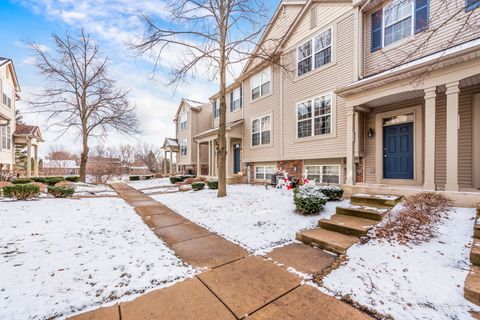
[
  {"left": 163, "top": 151, "right": 167, "bottom": 174},
  {"left": 423, "top": 87, "right": 437, "bottom": 190},
  {"left": 226, "top": 136, "right": 231, "bottom": 177},
  {"left": 346, "top": 108, "right": 356, "bottom": 185},
  {"left": 169, "top": 151, "right": 173, "bottom": 175},
  {"left": 26, "top": 138, "right": 32, "bottom": 178},
  {"left": 207, "top": 141, "right": 212, "bottom": 176},
  {"left": 445, "top": 81, "right": 460, "bottom": 192},
  {"left": 196, "top": 141, "right": 200, "bottom": 176},
  {"left": 34, "top": 144, "right": 39, "bottom": 177}
]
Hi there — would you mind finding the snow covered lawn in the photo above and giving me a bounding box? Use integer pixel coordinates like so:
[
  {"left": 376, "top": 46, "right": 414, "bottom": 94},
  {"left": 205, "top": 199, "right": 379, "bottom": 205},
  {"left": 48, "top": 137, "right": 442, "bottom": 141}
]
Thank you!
[
  {"left": 322, "top": 206, "right": 479, "bottom": 319},
  {"left": 73, "top": 183, "right": 117, "bottom": 196},
  {"left": 126, "top": 178, "right": 173, "bottom": 190},
  {"left": 0, "top": 197, "right": 196, "bottom": 320},
  {"left": 153, "top": 184, "right": 347, "bottom": 253}
]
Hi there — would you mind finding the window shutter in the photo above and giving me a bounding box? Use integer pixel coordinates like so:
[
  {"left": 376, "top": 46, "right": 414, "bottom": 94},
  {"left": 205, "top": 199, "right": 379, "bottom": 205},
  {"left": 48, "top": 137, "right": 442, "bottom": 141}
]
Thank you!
[
  {"left": 371, "top": 9, "right": 383, "bottom": 52},
  {"left": 230, "top": 92, "right": 233, "bottom": 112},
  {"left": 414, "top": 0, "right": 429, "bottom": 33},
  {"left": 240, "top": 86, "right": 243, "bottom": 108}
]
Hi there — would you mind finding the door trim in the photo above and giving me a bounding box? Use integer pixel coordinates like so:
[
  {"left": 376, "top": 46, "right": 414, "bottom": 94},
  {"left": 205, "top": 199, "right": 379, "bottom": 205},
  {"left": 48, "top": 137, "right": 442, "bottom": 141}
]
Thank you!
[{"left": 375, "top": 105, "right": 423, "bottom": 185}]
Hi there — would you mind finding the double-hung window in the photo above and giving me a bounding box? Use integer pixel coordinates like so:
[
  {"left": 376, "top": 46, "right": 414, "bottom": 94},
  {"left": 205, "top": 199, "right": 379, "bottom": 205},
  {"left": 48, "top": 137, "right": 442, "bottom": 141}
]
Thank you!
[
  {"left": 180, "top": 112, "right": 187, "bottom": 130},
  {"left": 251, "top": 115, "right": 271, "bottom": 146},
  {"left": 255, "top": 166, "right": 275, "bottom": 180},
  {"left": 230, "top": 86, "right": 242, "bottom": 112},
  {"left": 297, "top": 93, "right": 332, "bottom": 138},
  {"left": 305, "top": 165, "right": 340, "bottom": 184},
  {"left": 297, "top": 28, "right": 332, "bottom": 76},
  {"left": 251, "top": 67, "right": 271, "bottom": 100},
  {"left": 213, "top": 99, "right": 220, "bottom": 118},
  {"left": 1, "top": 125, "right": 10, "bottom": 150},
  {"left": 180, "top": 139, "right": 187, "bottom": 156}
]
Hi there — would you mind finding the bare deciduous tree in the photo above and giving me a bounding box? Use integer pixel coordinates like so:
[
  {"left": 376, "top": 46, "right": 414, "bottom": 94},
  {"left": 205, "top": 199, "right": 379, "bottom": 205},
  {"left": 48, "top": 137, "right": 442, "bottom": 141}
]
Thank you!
[
  {"left": 132, "top": 0, "right": 283, "bottom": 197},
  {"left": 135, "top": 143, "right": 161, "bottom": 172},
  {"left": 29, "top": 28, "right": 139, "bottom": 182}
]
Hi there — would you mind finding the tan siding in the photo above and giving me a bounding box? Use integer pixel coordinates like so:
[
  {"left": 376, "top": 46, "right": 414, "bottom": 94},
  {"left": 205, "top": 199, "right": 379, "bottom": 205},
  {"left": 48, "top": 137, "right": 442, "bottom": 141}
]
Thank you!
[
  {"left": 435, "top": 91, "right": 447, "bottom": 187},
  {"left": 363, "top": 0, "right": 480, "bottom": 77}
]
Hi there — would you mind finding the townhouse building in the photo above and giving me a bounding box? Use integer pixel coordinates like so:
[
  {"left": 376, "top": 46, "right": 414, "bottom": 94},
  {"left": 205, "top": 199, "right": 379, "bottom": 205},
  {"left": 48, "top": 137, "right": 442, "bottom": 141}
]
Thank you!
[{"left": 173, "top": 0, "right": 480, "bottom": 200}]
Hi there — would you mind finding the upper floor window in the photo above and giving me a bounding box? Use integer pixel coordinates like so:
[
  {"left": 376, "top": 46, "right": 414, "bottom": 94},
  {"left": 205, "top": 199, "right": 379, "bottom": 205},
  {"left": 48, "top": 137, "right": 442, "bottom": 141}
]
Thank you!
[
  {"left": 230, "top": 86, "right": 242, "bottom": 112},
  {"left": 466, "top": 0, "right": 480, "bottom": 11},
  {"left": 213, "top": 99, "right": 220, "bottom": 118},
  {"left": 251, "top": 67, "right": 271, "bottom": 100},
  {"left": 180, "top": 112, "right": 187, "bottom": 130},
  {"left": 297, "top": 27, "right": 332, "bottom": 76},
  {"left": 251, "top": 115, "right": 271, "bottom": 146},
  {"left": 297, "top": 93, "right": 332, "bottom": 138},
  {"left": 371, "top": 0, "right": 429, "bottom": 52},
  {"left": 180, "top": 139, "right": 187, "bottom": 156},
  {"left": 1, "top": 125, "right": 11, "bottom": 150}
]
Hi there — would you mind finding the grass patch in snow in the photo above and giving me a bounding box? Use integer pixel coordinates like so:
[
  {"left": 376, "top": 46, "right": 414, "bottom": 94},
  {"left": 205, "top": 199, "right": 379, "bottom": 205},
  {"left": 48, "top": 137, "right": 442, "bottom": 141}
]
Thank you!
[
  {"left": 153, "top": 184, "right": 346, "bottom": 253},
  {"left": 0, "top": 197, "right": 196, "bottom": 320}
]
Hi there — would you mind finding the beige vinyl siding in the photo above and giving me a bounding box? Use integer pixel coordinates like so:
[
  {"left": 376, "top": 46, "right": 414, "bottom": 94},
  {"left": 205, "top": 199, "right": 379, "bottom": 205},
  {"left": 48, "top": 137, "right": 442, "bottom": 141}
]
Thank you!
[
  {"left": 212, "top": 87, "right": 244, "bottom": 129},
  {"left": 0, "top": 63, "right": 17, "bottom": 166},
  {"left": 281, "top": 13, "right": 355, "bottom": 161},
  {"left": 363, "top": 0, "right": 480, "bottom": 77},
  {"left": 243, "top": 66, "right": 282, "bottom": 163}
]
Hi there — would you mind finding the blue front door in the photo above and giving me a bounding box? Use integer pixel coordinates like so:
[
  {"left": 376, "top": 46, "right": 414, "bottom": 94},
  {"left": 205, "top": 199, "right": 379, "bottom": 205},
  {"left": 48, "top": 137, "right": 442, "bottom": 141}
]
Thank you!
[
  {"left": 233, "top": 144, "right": 241, "bottom": 174},
  {"left": 383, "top": 122, "right": 414, "bottom": 179}
]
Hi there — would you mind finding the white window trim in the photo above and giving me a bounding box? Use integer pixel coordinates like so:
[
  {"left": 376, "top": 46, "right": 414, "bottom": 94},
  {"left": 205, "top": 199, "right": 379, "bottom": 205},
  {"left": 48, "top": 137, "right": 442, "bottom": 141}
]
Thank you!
[
  {"left": 296, "top": 92, "right": 334, "bottom": 139},
  {"left": 231, "top": 86, "right": 242, "bottom": 113},
  {"left": 213, "top": 99, "right": 220, "bottom": 118},
  {"left": 304, "top": 164, "right": 341, "bottom": 184},
  {"left": 179, "top": 112, "right": 188, "bottom": 130},
  {"left": 250, "top": 67, "right": 272, "bottom": 101},
  {"left": 255, "top": 165, "right": 276, "bottom": 181},
  {"left": 180, "top": 139, "right": 188, "bottom": 157},
  {"left": 296, "top": 26, "right": 333, "bottom": 77},
  {"left": 381, "top": 0, "right": 414, "bottom": 48},
  {"left": 251, "top": 114, "right": 272, "bottom": 147}
]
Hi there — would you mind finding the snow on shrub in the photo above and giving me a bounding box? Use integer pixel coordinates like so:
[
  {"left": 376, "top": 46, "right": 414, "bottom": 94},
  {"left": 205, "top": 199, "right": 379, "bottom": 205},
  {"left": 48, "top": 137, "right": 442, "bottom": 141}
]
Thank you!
[
  {"left": 375, "top": 192, "right": 452, "bottom": 244},
  {"left": 315, "top": 185, "right": 344, "bottom": 200},
  {"left": 207, "top": 180, "right": 218, "bottom": 190},
  {"left": 3, "top": 184, "right": 40, "bottom": 200},
  {"left": 169, "top": 176, "right": 184, "bottom": 184},
  {"left": 191, "top": 182, "right": 205, "bottom": 191},
  {"left": 293, "top": 185, "right": 328, "bottom": 215},
  {"left": 47, "top": 186, "right": 75, "bottom": 198}
]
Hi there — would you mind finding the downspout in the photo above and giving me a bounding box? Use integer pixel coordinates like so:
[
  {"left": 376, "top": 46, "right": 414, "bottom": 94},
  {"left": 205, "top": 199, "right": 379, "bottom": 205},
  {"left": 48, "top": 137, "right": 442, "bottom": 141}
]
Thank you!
[{"left": 280, "top": 55, "right": 284, "bottom": 159}]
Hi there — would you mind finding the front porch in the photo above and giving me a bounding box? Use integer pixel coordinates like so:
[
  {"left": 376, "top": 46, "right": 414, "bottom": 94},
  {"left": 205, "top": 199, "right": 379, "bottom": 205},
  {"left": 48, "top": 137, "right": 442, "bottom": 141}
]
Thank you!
[
  {"left": 13, "top": 124, "right": 42, "bottom": 178},
  {"left": 342, "top": 55, "right": 480, "bottom": 204}
]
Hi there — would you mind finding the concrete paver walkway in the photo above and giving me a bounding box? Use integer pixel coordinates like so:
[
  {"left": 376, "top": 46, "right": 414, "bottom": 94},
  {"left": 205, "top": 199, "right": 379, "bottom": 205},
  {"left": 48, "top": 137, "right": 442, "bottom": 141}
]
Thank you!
[{"left": 68, "top": 182, "right": 371, "bottom": 320}]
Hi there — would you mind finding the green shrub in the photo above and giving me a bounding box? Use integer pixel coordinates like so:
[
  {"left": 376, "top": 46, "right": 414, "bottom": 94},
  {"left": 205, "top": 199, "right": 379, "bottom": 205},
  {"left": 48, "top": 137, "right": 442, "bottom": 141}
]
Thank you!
[
  {"left": 316, "top": 186, "right": 344, "bottom": 201},
  {"left": 207, "top": 180, "right": 218, "bottom": 190},
  {"left": 65, "top": 176, "right": 79, "bottom": 183},
  {"left": 191, "top": 182, "right": 205, "bottom": 191},
  {"left": 129, "top": 175, "right": 140, "bottom": 181},
  {"left": 293, "top": 185, "right": 328, "bottom": 214},
  {"left": 3, "top": 184, "right": 40, "bottom": 200},
  {"left": 12, "top": 178, "right": 33, "bottom": 184},
  {"left": 45, "top": 177, "right": 65, "bottom": 186},
  {"left": 169, "top": 176, "right": 184, "bottom": 184},
  {"left": 47, "top": 186, "right": 75, "bottom": 198},
  {"left": 31, "top": 177, "right": 48, "bottom": 184},
  {"left": 145, "top": 175, "right": 153, "bottom": 180}
]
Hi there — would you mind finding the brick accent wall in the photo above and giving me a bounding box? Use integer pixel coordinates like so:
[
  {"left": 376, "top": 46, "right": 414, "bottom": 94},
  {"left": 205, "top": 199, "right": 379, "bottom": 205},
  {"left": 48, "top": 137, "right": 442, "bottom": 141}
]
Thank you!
[
  {"left": 356, "top": 157, "right": 364, "bottom": 183},
  {"left": 277, "top": 160, "right": 303, "bottom": 181}
]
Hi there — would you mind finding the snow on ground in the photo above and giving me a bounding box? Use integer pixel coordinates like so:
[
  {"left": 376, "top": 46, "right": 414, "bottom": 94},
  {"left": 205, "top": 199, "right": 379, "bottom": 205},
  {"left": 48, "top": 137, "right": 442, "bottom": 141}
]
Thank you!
[
  {"left": 0, "top": 197, "right": 196, "bottom": 320},
  {"left": 322, "top": 207, "right": 479, "bottom": 320},
  {"left": 153, "top": 184, "right": 347, "bottom": 253},
  {"left": 142, "top": 186, "right": 179, "bottom": 195},
  {"left": 126, "top": 178, "right": 173, "bottom": 190},
  {"left": 73, "top": 183, "right": 117, "bottom": 196}
]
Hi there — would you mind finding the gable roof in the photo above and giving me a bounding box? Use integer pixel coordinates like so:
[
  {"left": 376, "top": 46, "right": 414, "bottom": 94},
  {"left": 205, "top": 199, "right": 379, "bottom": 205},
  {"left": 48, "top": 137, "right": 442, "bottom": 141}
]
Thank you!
[
  {"left": 0, "top": 57, "right": 21, "bottom": 94},
  {"left": 13, "top": 124, "right": 43, "bottom": 141},
  {"left": 162, "top": 138, "right": 180, "bottom": 149},
  {"left": 174, "top": 98, "right": 207, "bottom": 120}
]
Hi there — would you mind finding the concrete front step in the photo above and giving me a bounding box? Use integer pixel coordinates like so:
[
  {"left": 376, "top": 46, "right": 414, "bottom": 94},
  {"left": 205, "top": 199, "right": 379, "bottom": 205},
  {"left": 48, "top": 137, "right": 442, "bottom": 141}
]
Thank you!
[
  {"left": 471, "top": 239, "right": 480, "bottom": 266},
  {"left": 475, "top": 223, "right": 480, "bottom": 239},
  {"left": 336, "top": 205, "right": 387, "bottom": 221},
  {"left": 465, "top": 266, "right": 480, "bottom": 305},
  {"left": 296, "top": 228, "right": 359, "bottom": 255},
  {"left": 350, "top": 193, "right": 402, "bottom": 208},
  {"left": 319, "top": 214, "right": 378, "bottom": 238}
]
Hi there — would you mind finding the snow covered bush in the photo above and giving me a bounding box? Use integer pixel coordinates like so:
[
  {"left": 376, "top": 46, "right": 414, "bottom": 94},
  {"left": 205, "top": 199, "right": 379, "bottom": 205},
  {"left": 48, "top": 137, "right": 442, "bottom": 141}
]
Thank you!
[
  {"left": 191, "top": 182, "right": 205, "bottom": 191},
  {"left": 316, "top": 185, "right": 344, "bottom": 200},
  {"left": 3, "top": 184, "right": 40, "bottom": 200},
  {"left": 207, "top": 180, "right": 218, "bottom": 190},
  {"left": 375, "top": 192, "right": 452, "bottom": 244},
  {"left": 47, "top": 186, "right": 75, "bottom": 198},
  {"left": 169, "top": 176, "right": 183, "bottom": 184},
  {"left": 129, "top": 175, "right": 140, "bottom": 181},
  {"left": 293, "top": 185, "right": 328, "bottom": 214}
]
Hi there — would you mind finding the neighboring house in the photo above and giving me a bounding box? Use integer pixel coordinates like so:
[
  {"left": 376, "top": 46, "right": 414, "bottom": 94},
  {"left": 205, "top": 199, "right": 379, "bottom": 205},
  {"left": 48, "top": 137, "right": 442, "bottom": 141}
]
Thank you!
[
  {"left": 0, "top": 57, "right": 43, "bottom": 178},
  {"left": 172, "top": 0, "right": 480, "bottom": 199},
  {"left": 174, "top": 98, "right": 211, "bottom": 175},
  {"left": 41, "top": 159, "right": 80, "bottom": 176}
]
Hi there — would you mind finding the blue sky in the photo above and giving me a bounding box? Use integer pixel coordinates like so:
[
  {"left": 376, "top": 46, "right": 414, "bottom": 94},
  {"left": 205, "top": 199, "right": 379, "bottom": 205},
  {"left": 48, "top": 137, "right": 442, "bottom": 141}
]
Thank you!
[{"left": 0, "top": 0, "right": 279, "bottom": 156}]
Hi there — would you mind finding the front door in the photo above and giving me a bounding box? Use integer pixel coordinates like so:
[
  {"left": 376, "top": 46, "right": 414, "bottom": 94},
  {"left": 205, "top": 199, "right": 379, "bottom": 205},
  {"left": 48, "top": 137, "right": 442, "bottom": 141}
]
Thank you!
[
  {"left": 233, "top": 144, "right": 241, "bottom": 174},
  {"left": 383, "top": 122, "right": 414, "bottom": 179}
]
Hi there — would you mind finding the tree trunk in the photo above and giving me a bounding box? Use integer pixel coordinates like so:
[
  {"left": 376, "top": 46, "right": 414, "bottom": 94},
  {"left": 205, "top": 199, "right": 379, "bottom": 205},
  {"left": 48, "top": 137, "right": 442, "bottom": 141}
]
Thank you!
[
  {"left": 217, "top": 2, "right": 227, "bottom": 197},
  {"left": 79, "top": 134, "right": 89, "bottom": 183}
]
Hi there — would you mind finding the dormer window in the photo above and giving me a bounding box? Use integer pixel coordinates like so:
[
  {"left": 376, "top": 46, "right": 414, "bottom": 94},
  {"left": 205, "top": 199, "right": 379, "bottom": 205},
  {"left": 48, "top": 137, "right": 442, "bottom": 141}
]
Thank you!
[
  {"left": 251, "top": 67, "right": 271, "bottom": 100},
  {"left": 230, "top": 86, "right": 242, "bottom": 112},
  {"left": 180, "top": 112, "right": 187, "bottom": 130}
]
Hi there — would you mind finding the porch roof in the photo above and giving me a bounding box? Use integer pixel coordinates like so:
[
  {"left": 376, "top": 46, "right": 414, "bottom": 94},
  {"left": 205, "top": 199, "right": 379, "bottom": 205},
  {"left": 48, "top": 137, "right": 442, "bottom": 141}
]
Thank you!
[
  {"left": 193, "top": 119, "right": 244, "bottom": 140},
  {"left": 13, "top": 124, "right": 43, "bottom": 143}
]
